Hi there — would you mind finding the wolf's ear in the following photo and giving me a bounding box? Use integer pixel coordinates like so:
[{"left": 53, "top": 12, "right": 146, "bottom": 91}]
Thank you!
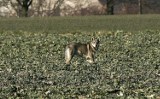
[
  {"left": 98, "top": 37, "right": 100, "bottom": 42},
  {"left": 91, "top": 37, "right": 94, "bottom": 41}
]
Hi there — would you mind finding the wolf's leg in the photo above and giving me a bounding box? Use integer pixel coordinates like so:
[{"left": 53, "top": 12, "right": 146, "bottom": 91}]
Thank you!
[
  {"left": 86, "top": 54, "right": 94, "bottom": 63},
  {"left": 86, "top": 44, "right": 94, "bottom": 64},
  {"left": 86, "top": 57, "right": 94, "bottom": 63},
  {"left": 65, "top": 46, "right": 74, "bottom": 65},
  {"left": 65, "top": 48, "right": 71, "bottom": 65}
]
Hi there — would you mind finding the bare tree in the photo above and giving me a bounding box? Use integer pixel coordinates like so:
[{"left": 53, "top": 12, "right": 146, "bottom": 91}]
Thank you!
[
  {"left": 16, "top": 0, "right": 32, "bottom": 17},
  {"left": 107, "top": 0, "right": 114, "bottom": 15},
  {"left": 98, "top": 0, "right": 114, "bottom": 15},
  {"left": 0, "top": 0, "right": 8, "bottom": 6},
  {"left": 0, "top": 0, "right": 17, "bottom": 17},
  {"left": 34, "top": 0, "right": 64, "bottom": 16},
  {"left": 138, "top": 0, "right": 142, "bottom": 14},
  {"left": 52, "top": 0, "right": 64, "bottom": 16}
]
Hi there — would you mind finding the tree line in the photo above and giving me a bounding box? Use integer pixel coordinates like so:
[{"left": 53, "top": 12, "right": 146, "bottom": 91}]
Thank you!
[{"left": 0, "top": 0, "right": 159, "bottom": 17}]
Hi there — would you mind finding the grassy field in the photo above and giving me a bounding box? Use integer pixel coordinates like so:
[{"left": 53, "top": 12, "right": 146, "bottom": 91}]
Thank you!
[
  {"left": 0, "top": 15, "right": 160, "bottom": 98},
  {"left": 0, "top": 15, "right": 160, "bottom": 33}
]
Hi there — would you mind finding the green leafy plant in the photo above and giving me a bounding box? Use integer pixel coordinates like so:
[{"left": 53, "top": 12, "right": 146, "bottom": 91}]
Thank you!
[{"left": 0, "top": 30, "right": 159, "bottom": 98}]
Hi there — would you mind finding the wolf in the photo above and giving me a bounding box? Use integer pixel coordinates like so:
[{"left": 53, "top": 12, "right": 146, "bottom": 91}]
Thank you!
[{"left": 65, "top": 37, "right": 100, "bottom": 65}]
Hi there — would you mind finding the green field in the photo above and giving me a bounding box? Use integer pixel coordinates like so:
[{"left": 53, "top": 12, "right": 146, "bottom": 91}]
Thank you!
[
  {"left": 0, "top": 15, "right": 160, "bottom": 33},
  {"left": 0, "top": 15, "right": 160, "bottom": 98}
]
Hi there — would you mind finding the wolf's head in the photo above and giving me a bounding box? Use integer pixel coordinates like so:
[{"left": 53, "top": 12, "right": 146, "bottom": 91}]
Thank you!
[{"left": 90, "top": 37, "right": 100, "bottom": 51}]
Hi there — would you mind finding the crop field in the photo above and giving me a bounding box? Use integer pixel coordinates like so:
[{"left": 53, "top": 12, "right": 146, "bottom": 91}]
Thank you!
[
  {"left": 0, "top": 15, "right": 160, "bottom": 33},
  {"left": 0, "top": 15, "right": 160, "bottom": 98}
]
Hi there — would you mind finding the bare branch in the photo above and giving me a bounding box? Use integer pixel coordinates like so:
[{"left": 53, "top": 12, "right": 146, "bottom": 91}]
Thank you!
[
  {"left": 53, "top": 0, "right": 64, "bottom": 10},
  {"left": 27, "top": 0, "right": 32, "bottom": 6},
  {"left": 16, "top": 0, "right": 22, "bottom": 6}
]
